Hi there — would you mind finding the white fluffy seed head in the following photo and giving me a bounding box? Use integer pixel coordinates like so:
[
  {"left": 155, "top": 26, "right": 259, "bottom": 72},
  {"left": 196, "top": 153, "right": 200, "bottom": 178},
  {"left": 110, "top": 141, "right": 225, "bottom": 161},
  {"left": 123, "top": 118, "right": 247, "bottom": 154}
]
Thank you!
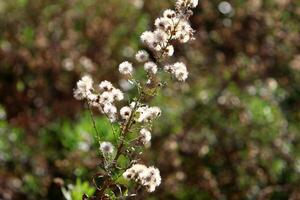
[
  {"left": 165, "top": 45, "right": 174, "bottom": 56},
  {"left": 111, "top": 88, "right": 124, "bottom": 101},
  {"left": 135, "top": 50, "right": 149, "bottom": 62},
  {"left": 163, "top": 9, "right": 176, "bottom": 18},
  {"left": 176, "top": 0, "right": 198, "bottom": 9},
  {"left": 154, "top": 17, "right": 173, "bottom": 31},
  {"left": 149, "top": 106, "right": 161, "bottom": 118},
  {"left": 103, "top": 103, "right": 117, "bottom": 115},
  {"left": 153, "top": 29, "right": 168, "bottom": 47},
  {"left": 119, "top": 61, "right": 133, "bottom": 76},
  {"left": 173, "top": 62, "right": 188, "bottom": 81},
  {"left": 100, "top": 141, "right": 114, "bottom": 154},
  {"left": 120, "top": 106, "right": 132, "bottom": 120},
  {"left": 74, "top": 75, "right": 94, "bottom": 100},
  {"left": 144, "top": 62, "right": 158, "bottom": 74},
  {"left": 123, "top": 164, "right": 161, "bottom": 193},
  {"left": 99, "top": 80, "right": 113, "bottom": 91},
  {"left": 140, "top": 128, "right": 152, "bottom": 145},
  {"left": 164, "top": 64, "right": 174, "bottom": 73},
  {"left": 99, "top": 91, "right": 114, "bottom": 104},
  {"left": 141, "top": 31, "right": 155, "bottom": 45},
  {"left": 175, "top": 68, "right": 189, "bottom": 81}
]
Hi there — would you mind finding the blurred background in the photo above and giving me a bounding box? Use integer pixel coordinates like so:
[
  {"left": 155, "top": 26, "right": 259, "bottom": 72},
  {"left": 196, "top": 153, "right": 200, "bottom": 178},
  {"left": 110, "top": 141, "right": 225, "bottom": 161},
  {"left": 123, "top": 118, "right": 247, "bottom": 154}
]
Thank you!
[{"left": 1, "top": 0, "right": 300, "bottom": 199}]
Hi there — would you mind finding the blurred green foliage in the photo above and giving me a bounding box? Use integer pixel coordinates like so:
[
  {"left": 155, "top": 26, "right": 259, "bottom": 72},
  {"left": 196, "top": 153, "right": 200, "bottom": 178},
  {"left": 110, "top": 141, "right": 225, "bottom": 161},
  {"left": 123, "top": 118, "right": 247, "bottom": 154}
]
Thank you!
[{"left": 62, "top": 179, "right": 95, "bottom": 200}]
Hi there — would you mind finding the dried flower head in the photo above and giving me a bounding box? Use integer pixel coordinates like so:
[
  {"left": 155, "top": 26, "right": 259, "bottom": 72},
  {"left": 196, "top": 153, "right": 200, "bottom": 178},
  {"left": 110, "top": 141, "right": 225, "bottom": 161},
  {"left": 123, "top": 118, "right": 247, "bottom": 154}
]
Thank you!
[
  {"left": 123, "top": 164, "right": 161, "bottom": 192},
  {"left": 144, "top": 62, "right": 158, "bottom": 74},
  {"left": 135, "top": 50, "right": 149, "bottom": 62},
  {"left": 99, "top": 80, "right": 114, "bottom": 91},
  {"left": 119, "top": 61, "right": 133, "bottom": 76},
  {"left": 140, "top": 128, "right": 152, "bottom": 145},
  {"left": 100, "top": 141, "right": 114, "bottom": 154},
  {"left": 120, "top": 106, "right": 132, "bottom": 120}
]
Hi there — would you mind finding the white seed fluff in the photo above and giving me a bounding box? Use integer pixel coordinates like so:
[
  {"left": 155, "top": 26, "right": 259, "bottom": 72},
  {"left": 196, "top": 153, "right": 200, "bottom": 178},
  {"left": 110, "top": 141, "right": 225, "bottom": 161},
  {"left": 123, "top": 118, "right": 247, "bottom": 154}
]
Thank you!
[
  {"left": 99, "top": 80, "right": 114, "bottom": 91},
  {"left": 73, "top": 75, "right": 94, "bottom": 100},
  {"left": 135, "top": 50, "right": 149, "bottom": 62},
  {"left": 123, "top": 164, "right": 161, "bottom": 193},
  {"left": 120, "top": 106, "right": 132, "bottom": 120},
  {"left": 119, "top": 61, "right": 133, "bottom": 76},
  {"left": 100, "top": 141, "right": 114, "bottom": 154},
  {"left": 144, "top": 62, "right": 158, "bottom": 74},
  {"left": 111, "top": 88, "right": 124, "bottom": 101},
  {"left": 140, "top": 128, "right": 152, "bottom": 145}
]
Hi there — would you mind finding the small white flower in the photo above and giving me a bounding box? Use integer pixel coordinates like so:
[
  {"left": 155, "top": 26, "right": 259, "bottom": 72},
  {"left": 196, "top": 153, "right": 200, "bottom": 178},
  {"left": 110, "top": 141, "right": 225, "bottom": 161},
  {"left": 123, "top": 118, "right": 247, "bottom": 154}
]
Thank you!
[
  {"left": 174, "top": 20, "right": 194, "bottom": 43},
  {"left": 111, "top": 88, "right": 124, "bottom": 101},
  {"left": 123, "top": 164, "right": 161, "bottom": 193},
  {"left": 135, "top": 50, "right": 149, "bottom": 62},
  {"left": 123, "top": 164, "right": 148, "bottom": 180},
  {"left": 130, "top": 101, "right": 140, "bottom": 109},
  {"left": 77, "top": 76, "right": 93, "bottom": 91},
  {"left": 73, "top": 75, "right": 94, "bottom": 100},
  {"left": 99, "top": 80, "right": 114, "bottom": 91},
  {"left": 163, "top": 64, "right": 174, "bottom": 73},
  {"left": 140, "top": 166, "right": 161, "bottom": 192},
  {"left": 175, "top": 68, "right": 189, "bottom": 81},
  {"left": 140, "top": 128, "right": 152, "bottom": 145},
  {"left": 149, "top": 106, "right": 161, "bottom": 118},
  {"left": 153, "top": 29, "right": 168, "bottom": 48},
  {"left": 165, "top": 45, "right": 174, "bottom": 56},
  {"left": 190, "top": 0, "right": 199, "bottom": 8},
  {"left": 119, "top": 61, "right": 133, "bottom": 76},
  {"left": 100, "top": 141, "right": 114, "bottom": 154},
  {"left": 173, "top": 62, "right": 188, "bottom": 81},
  {"left": 137, "top": 106, "right": 161, "bottom": 123},
  {"left": 176, "top": 0, "right": 198, "bottom": 9},
  {"left": 163, "top": 9, "right": 176, "bottom": 19},
  {"left": 144, "top": 62, "right": 158, "bottom": 74},
  {"left": 141, "top": 31, "right": 155, "bottom": 45},
  {"left": 173, "top": 62, "right": 187, "bottom": 71},
  {"left": 99, "top": 91, "right": 114, "bottom": 104},
  {"left": 120, "top": 106, "right": 132, "bottom": 120},
  {"left": 103, "top": 104, "right": 117, "bottom": 122},
  {"left": 103, "top": 103, "right": 117, "bottom": 115},
  {"left": 154, "top": 17, "right": 173, "bottom": 31},
  {"left": 87, "top": 93, "right": 98, "bottom": 102}
]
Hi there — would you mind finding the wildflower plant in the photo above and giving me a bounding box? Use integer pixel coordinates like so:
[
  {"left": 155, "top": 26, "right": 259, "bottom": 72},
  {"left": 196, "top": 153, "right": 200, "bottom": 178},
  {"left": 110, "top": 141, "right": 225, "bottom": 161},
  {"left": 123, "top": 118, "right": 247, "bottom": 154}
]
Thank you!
[{"left": 73, "top": 0, "right": 198, "bottom": 198}]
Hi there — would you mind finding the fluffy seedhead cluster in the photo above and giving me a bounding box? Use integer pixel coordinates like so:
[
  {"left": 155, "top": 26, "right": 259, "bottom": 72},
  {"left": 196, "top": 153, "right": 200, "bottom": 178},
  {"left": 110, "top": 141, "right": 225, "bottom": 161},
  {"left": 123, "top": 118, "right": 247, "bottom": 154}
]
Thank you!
[
  {"left": 123, "top": 164, "right": 161, "bottom": 192},
  {"left": 73, "top": 0, "right": 197, "bottom": 198},
  {"left": 74, "top": 77, "right": 124, "bottom": 122}
]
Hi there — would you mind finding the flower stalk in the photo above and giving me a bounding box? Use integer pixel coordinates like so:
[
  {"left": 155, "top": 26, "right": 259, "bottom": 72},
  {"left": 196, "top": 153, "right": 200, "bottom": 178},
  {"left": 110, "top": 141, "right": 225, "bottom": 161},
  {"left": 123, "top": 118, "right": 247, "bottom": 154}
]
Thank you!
[{"left": 72, "top": 0, "right": 198, "bottom": 198}]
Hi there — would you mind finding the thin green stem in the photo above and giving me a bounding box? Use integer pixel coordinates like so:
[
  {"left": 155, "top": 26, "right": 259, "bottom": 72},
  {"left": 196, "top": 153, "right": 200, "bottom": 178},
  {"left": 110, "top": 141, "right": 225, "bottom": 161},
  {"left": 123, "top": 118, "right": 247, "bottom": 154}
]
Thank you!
[{"left": 87, "top": 103, "right": 101, "bottom": 143}]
